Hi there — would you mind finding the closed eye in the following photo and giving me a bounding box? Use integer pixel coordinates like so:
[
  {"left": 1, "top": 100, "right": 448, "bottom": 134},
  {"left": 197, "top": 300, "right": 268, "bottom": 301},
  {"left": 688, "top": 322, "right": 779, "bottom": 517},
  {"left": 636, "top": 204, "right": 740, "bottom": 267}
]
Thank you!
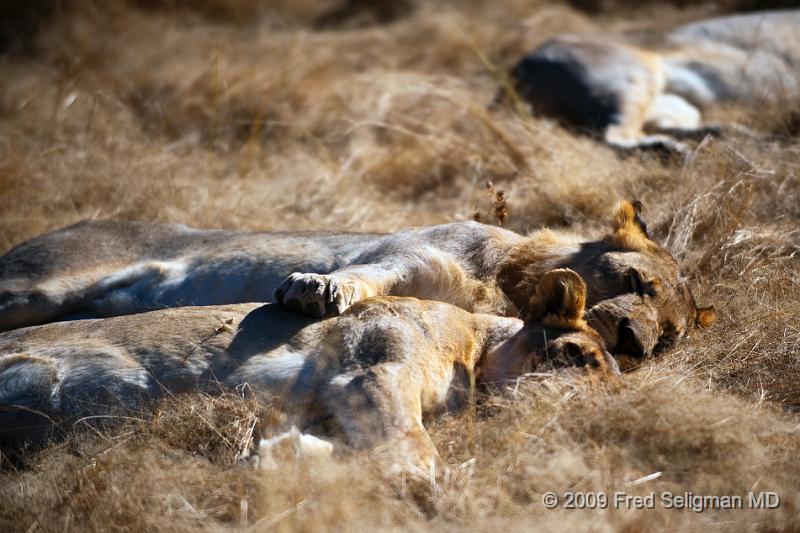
[
  {"left": 654, "top": 337, "right": 672, "bottom": 352},
  {"left": 564, "top": 344, "right": 584, "bottom": 364},
  {"left": 654, "top": 329, "right": 680, "bottom": 352}
]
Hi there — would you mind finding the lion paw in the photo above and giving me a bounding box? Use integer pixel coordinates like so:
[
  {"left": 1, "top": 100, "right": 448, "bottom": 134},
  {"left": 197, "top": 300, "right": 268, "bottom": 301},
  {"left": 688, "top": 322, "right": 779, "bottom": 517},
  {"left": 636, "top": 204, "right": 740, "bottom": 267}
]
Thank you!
[{"left": 273, "top": 272, "right": 359, "bottom": 317}]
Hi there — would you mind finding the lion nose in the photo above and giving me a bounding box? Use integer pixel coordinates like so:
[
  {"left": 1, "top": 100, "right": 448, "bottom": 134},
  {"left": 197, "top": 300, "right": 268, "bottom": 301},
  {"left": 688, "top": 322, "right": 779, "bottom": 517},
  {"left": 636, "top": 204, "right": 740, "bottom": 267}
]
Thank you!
[{"left": 616, "top": 318, "right": 646, "bottom": 358}]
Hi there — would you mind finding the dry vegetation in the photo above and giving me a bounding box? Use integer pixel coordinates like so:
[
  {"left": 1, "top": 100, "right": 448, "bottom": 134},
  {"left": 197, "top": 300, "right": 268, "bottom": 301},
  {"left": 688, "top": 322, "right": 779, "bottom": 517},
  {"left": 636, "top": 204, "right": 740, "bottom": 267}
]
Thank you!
[{"left": 1, "top": 0, "right": 800, "bottom": 530}]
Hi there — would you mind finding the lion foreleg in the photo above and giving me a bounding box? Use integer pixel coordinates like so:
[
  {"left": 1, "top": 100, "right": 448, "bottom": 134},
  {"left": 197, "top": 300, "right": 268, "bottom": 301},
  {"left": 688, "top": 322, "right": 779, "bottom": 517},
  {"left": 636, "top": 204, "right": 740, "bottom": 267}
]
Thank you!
[
  {"left": 274, "top": 247, "right": 463, "bottom": 317},
  {"left": 323, "top": 364, "right": 438, "bottom": 478}
]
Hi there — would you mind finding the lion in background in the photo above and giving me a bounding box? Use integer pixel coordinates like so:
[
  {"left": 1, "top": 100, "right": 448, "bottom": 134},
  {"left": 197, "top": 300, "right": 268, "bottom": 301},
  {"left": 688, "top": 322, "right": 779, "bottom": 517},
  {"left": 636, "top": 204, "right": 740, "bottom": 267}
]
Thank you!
[
  {"left": 0, "top": 201, "right": 714, "bottom": 360},
  {"left": 506, "top": 10, "right": 800, "bottom": 151}
]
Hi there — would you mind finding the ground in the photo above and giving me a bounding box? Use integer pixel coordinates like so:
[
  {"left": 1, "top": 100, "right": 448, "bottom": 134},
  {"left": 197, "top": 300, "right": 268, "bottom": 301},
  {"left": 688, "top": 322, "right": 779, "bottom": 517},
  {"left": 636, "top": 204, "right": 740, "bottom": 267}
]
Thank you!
[{"left": 0, "top": 0, "right": 799, "bottom": 531}]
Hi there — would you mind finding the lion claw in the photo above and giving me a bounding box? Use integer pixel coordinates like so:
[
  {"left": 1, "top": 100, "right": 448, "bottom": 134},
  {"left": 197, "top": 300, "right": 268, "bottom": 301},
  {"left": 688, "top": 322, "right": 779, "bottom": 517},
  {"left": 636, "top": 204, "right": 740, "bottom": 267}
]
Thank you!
[{"left": 274, "top": 273, "right": 358, "bottom": 317}]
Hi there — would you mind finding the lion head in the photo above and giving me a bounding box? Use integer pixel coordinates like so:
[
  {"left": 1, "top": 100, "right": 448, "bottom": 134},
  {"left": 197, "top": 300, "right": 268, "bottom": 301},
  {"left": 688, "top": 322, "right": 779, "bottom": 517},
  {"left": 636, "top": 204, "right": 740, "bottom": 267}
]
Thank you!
[
  {"left": 482, "top": 268, "right": 620, "bottom": 382},
  {"left": 497, "top": 200, "right": 715, "bottom": 359}
]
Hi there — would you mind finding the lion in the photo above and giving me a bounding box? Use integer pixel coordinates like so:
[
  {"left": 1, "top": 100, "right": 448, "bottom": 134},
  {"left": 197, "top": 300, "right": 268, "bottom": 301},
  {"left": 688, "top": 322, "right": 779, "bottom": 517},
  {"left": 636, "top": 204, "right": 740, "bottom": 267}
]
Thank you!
[
  {"left": 505, "top": 10, "right": 800, "bottom": 151},
  {"left": 0, "top": 269, "right": 617, "bottom": 473},
  {"left": 0, "top": 201, "right": 714, "bottom": 358}
]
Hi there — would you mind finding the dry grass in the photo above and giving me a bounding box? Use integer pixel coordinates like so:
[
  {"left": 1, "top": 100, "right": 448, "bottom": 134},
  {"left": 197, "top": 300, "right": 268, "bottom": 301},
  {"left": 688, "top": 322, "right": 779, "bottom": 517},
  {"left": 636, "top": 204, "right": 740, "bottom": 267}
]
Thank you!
[{"left": 1, "top": 0, "right": 799, "bottom": 530}]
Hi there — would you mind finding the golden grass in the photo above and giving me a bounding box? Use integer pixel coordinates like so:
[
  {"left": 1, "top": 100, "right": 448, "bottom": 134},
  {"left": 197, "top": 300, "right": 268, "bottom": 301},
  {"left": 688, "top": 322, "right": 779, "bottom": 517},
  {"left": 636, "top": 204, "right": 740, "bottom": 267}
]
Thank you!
[{"left": 1, "top": 0, "right": 799, "bottom": 530}]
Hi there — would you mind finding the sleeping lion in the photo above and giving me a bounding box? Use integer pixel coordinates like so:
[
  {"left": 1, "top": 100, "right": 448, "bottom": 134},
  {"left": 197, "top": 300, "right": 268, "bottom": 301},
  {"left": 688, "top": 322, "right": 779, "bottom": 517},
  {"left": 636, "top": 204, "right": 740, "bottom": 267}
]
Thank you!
[
  {"left": 0, "top": 269, "right": 617, "bottom": 473},
  {"left": 506, "top": 10, "right": 800, "bottom": 151},
  {"left": 0, "top": 201, "right": 714, "bottom": 359}
]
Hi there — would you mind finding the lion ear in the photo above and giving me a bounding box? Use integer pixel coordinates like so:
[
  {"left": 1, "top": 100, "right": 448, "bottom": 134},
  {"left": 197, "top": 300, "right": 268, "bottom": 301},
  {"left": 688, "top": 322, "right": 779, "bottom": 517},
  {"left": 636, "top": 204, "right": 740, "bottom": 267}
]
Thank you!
[
  {"left": 614, "top": 199, "right": 649, "bottom": 236},
  {"left": 610, "top": 200, "right": 650, "bottom": 249},
  {"left": 628, "top": 268, "right": 659, "bottom": 297},
  {"left": 526, "top": 268, "right": 587, "bottom": 327},
  {"left": 695, "top": 306, "right": 716, "bottom": 328}
]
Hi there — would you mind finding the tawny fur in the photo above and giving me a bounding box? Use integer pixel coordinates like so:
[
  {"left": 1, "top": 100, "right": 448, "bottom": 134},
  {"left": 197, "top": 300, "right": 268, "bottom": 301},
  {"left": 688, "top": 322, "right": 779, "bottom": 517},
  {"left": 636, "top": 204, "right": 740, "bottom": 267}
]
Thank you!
[
  {"left": 0, "top": 202, "right": 713, "bottom": 358},
  {"left": 508, "top": 10, "right": 800, "bottom": 151},
  {"left": 0, "top": 270, "right": 616, "bottom": 474}
]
